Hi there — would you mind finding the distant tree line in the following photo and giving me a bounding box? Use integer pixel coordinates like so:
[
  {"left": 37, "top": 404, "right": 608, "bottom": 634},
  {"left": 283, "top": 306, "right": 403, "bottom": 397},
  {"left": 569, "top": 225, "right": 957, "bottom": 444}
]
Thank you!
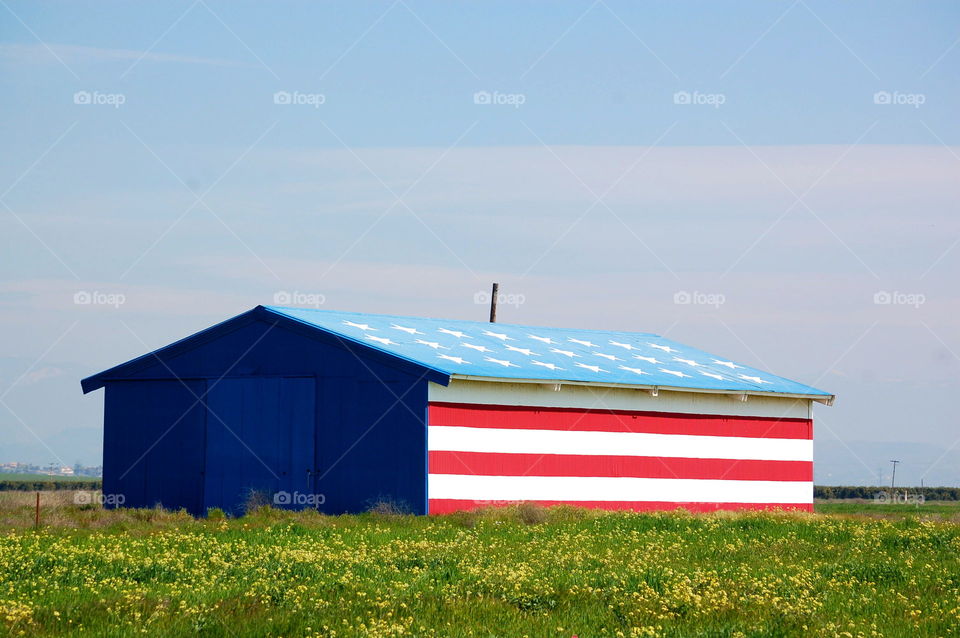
[
  {"left": 815, "top": 485, "right": 960, "bottom": 501},
  {"left": 0, "top": 479, "right": 102, "bottom": 491}
]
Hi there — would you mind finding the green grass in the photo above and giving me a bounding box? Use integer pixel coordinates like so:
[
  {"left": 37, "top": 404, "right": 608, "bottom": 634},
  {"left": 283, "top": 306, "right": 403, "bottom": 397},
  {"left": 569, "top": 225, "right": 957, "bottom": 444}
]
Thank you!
[
  {"left": 1, "top": 500, "right": 959, "bottom": 637},
  {"left": 816, "top": 499, "right": 960, "bottom": 517}
]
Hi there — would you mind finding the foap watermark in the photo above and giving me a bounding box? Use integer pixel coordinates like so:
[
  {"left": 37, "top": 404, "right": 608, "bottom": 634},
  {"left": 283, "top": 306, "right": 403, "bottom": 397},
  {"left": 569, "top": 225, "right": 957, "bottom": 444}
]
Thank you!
[
  {"left": 474, "top": 289, "right": 526, "bottom": 308},
  {"left": 273, "top": 90, "right": 326, "bottom": 108},
  {"left": 673, "top": 290, "right": 726, "bottom": 308},
  {"left": 273, "top": 491, "right": 326, "bottom": 507},
  {"left": 74, "top": 491, "right": 126, "bottom": 506},
  {"left": 273, "top": 290, "right": 325, "bottom": 307},
  {"left": 874, "top": 491, "right": 925, "bottom": 505},
  {"left": 873, "top": 290, "right": 925, "bottom": 308},
  {"left": 673, "top": 90, "right": 725, "bottom": 108},
  {"left": 473, "top": 90, "right": 526, "bottom": 108},
  {"left": 73, "top": 90, "right": 126, "bottom": 108},
  {"left": 873, "top": 91, "right": 925, "bottom": 108},
  {"left": 74, "top": 290, "right": 126, "bottom": 308}
]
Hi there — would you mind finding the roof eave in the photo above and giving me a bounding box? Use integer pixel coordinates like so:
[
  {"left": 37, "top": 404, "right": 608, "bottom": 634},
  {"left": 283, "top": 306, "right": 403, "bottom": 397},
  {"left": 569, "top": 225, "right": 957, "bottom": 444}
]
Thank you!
[{"left": 445, "top": 373, "right": 836, "bottom": 405}]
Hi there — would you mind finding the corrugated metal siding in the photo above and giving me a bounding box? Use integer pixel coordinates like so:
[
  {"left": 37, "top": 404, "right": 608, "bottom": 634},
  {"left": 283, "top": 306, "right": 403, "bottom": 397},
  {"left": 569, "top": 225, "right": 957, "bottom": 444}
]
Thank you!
[
  {"left": 103, "top": 380, "right": 206, "bottom": 513},
  {"left": 426, "top": 400, "right": 813, "bottom": 514},
  {"left": 99, "top": 319, "right": 430, "bottom": 515},
  {"left": 202, "top": 377, "right": 315, "bottom": 516},
  {"left": 92, "top": 309, "right": 823, "bottom": 517}
]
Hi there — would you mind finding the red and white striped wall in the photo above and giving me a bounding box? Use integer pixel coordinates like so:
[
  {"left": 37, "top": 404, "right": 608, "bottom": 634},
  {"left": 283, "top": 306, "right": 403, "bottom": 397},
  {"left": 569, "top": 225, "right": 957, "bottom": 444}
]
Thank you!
[{"left": 427, "top": 380, "right": 814, "bottom": 514}]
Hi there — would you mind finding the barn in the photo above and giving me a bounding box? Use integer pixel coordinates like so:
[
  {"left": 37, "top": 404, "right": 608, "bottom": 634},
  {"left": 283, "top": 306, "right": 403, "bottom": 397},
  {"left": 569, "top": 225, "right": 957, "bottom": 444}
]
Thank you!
[{"left": 81, "top": 305, "right": 833, "bottom": 516}]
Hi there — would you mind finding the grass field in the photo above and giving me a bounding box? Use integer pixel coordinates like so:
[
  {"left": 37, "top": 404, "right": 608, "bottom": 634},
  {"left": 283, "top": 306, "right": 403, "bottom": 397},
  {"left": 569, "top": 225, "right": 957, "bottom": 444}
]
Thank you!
[
  {"left": 1, "top": 493, "right": 958, "bottom": 637},
  {"left": 815, "top": 499, "right": 960, "bottom": 518}
]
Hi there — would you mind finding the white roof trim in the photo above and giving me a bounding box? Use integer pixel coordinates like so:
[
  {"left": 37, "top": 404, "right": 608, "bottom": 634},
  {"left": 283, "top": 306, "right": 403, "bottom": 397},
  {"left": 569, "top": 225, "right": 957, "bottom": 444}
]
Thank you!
[{"left": 447, "top": 373, "right": 835, "bottom": 406}]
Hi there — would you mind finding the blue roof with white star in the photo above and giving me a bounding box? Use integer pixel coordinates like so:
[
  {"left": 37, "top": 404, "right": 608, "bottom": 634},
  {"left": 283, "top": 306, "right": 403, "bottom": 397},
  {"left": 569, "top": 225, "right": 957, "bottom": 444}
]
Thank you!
[{"left": 265, "top": 306, "right": 832, "bottom": 400}]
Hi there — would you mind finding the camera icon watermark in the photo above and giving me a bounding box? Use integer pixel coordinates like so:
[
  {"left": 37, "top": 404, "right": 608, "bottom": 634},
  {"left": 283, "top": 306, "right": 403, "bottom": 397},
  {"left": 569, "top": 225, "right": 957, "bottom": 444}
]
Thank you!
[
  {"left": 74, "top": 491, "right": 125, "bottom": 506},
  {"left": 473, "top": 290, "right": 526, "bottom": 308},
  {"left": 73, "top": 290, "right": 126, "bottom": 308},
  {"left": 73, "top": 90, "right": 126, "bottom": 108},
  {"left": 673, "top": 290, "right": 726, "bottom": 308},
  {"left": 273, "top": 290, "right": 325, "bottom": 308},
  {"left": 273, "top": 490, "right": 326, "bottom": 506},
  {"left": 873, "top": 290, "right": 925, "bottom": 308},
  {"left": 673, "top": 90, "right": 725, "bottom": 108},
  {"left": 873, "top": 91, "right": 925, "bottom": 108},
  {"left": 273, "top": 90, "right": 326, "bottom": 108},
  {"left": 473, "top": 90, "right": 526, "bottom": 108}
]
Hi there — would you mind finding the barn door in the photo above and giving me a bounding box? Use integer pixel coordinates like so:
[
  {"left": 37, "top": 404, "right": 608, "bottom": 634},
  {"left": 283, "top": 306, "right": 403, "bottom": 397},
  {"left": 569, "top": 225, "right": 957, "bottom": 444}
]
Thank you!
[
  {"left": 202, "top": 377, "right": 315, "bottom": 515},
  {"left": 103, "top": 380, "right": 206, "bottom": 515}
]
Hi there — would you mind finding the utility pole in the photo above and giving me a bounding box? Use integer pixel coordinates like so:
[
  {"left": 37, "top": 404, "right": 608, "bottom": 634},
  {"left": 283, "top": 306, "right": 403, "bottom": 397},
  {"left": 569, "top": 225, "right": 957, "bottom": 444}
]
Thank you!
[{"left": 890, "top": 460, "right": 900, "bottom": 489}]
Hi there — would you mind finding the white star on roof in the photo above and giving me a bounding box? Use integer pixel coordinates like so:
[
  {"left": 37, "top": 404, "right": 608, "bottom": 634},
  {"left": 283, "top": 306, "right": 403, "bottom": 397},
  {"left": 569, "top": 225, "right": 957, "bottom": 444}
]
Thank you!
[
  {"left": 438, "top": 354, "right": 468, "bottom": 364},
  {"left": 485, "top": 357, "right": 517, "bottom": 368},
  {"left": 619, "top": 366, "right": 646, "bottom": 375},
  {"left": 344, "top": 321, "right": 376, "bottom": 331},
  {"left": 483, "top": 330, "right": 512, "bottom": 341},
  {"left": 505, "top": 345, "right": 538, "bottom": 356},
  {"left": 462, "top": 343, "right": 491, "bottom": 353},
  {"left": 391, "top": 324, "right": 422, "bottom": 335},
  {"left": 609, "top": 341, "right": 633, "bottom": 350},
  {"left": 594, "top": 352, "right": 622, "bottom": 361},
  {"left": 569, "top": 338, "right": 597, "bottom": 347},
  {"left": 550, "top": 348, "right": 579, "bottom": 358},
  {"left": 712, "top": 359, "right": 742, "bottom": 369},
  {"left": 635, "top": 355, "right": 660, "bottom": 364},
  {"left": 528, "top": 335, "right": 553, "bottom": 344},
  {"left": 738, "top": 374, "right": 770, "bottom": 384},
  {"left": 575, "top": 362, "right": 606, "bottom": 373},
  {"left": 415, "top": 339, "right": 446, "bottom": 350},
  {"left": 649, "top": 343, "right": 676, "bottom": 353},
  {"left": 673, "top": 357, "right": 701, "bottom": 367},
  {"left": 365, "top": 334, "right": 394, "bottom": 346},
  {"left": 700, "top": 371, "right": 725, "bottom": 381},
  {"left": 659, "top": 368, "right": 689, "bottom": 378},
  {"left": 439, "top": 328, "right": 471, "bottom": 339},
  {"left": 531, "top": 361, "right": 563, "bottom": 371}
]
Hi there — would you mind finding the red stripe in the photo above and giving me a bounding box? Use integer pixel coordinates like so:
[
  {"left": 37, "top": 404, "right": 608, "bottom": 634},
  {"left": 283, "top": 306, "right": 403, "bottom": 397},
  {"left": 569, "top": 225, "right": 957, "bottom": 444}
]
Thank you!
[
  {"left": 428, "top": 499, "right": 813, "bottom": 515},
  {"left": 429, "top": 451, "right": 812, "bottom": 481},
  {"left": 429, "top": 402, "right": 811, "bottom": 440}
]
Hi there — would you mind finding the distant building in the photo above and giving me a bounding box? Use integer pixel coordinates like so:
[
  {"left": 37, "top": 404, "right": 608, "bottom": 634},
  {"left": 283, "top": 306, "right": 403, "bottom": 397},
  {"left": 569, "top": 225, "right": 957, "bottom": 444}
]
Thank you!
[{"left": 83, "top": 306, "right": 833, "bottom": 516}]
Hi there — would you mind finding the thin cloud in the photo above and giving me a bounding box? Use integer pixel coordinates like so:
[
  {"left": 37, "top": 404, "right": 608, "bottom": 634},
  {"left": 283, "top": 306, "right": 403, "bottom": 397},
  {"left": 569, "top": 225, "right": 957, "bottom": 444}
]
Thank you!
[{"left": 22, "top": 366, "right": 64, "bottom": 385}]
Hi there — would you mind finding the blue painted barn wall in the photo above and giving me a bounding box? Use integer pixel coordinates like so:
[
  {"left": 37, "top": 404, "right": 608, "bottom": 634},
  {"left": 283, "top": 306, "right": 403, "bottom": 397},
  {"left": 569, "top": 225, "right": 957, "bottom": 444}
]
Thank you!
[
  {"left": 99, "top": 318, "right": 430, "bottom": 516},
  {"left": 203, "top": 377, "right": 316, "bottom": 516},
  {"left": 103, "top": 380, "right": 206, "bottom": 513}
]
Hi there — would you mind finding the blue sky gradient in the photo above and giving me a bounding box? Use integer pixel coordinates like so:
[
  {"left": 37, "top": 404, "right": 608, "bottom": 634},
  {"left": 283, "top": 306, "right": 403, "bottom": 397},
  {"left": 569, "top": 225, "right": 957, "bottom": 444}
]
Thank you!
[{"left": 1, "top": 1, "right": 958, "bottom": 484}]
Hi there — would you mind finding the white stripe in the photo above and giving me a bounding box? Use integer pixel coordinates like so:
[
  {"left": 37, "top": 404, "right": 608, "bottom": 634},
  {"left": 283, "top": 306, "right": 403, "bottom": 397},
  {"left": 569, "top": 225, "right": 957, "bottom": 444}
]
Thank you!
[
  {"left": 429, "top": 474, "right": 812, "bottom": 504},
  {"left": 428, "top": 426, "right": 812, "bottom": 462}
]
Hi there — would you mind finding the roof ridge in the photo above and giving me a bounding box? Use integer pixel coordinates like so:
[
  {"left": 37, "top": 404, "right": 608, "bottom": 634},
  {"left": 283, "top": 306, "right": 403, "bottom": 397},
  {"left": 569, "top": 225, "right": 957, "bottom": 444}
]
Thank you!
[{"left": 264, "top": 305, "right": 662, "bottom": 338}]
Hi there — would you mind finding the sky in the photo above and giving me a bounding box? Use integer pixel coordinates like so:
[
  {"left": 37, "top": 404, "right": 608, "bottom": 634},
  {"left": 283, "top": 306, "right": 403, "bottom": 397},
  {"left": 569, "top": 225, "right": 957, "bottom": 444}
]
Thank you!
[{"left": 1, "top": 1, "right": 958, "bottom": 485}]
